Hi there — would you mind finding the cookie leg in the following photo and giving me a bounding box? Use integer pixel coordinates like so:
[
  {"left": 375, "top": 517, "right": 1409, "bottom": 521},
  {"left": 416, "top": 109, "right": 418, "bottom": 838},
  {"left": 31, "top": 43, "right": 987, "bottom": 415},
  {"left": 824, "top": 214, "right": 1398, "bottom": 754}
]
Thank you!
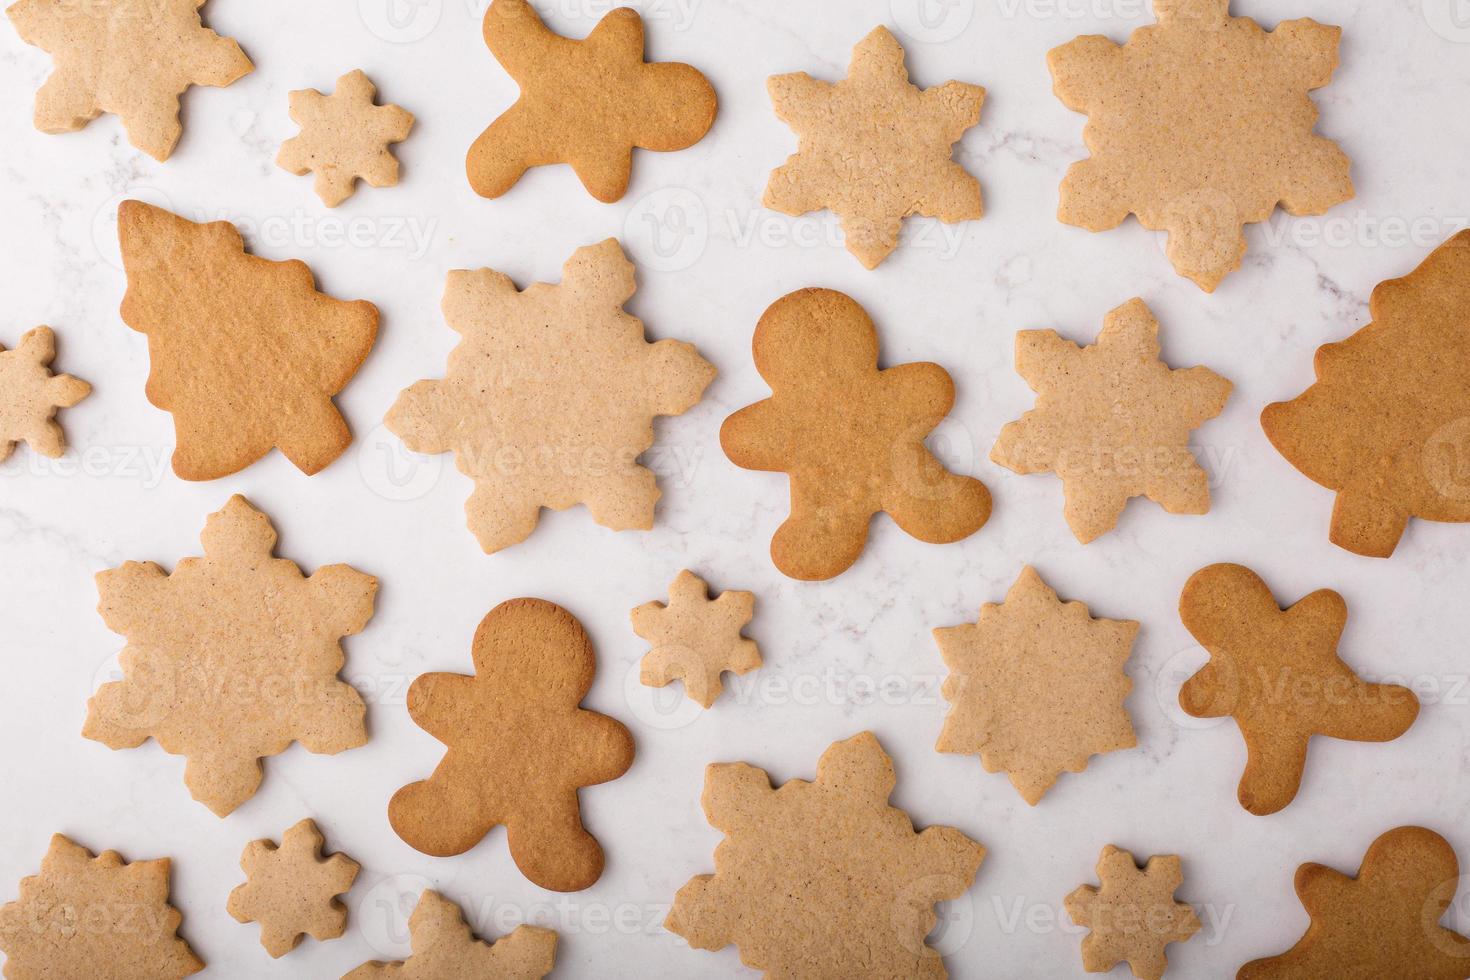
[
  {"left": 388, "top": 777, "right": 498, "bottom": 857},
  {"left": 887, "top": 471, "right": 991, "bottom": 544},
  {"left": 506, "top": 801, "right": 605, "bottom": 892},
  {"left": 1237, "top": 731, "right": 1308, "bottom": 815},
  {"left": 466, "top": 106, "right": 537, "bottom": 199},
  {"left": 1328, "top": 491, "right": 1409, "bottom": 558},
  {"left": 771, "top": 502, "right": 871, "bottom": 581}
]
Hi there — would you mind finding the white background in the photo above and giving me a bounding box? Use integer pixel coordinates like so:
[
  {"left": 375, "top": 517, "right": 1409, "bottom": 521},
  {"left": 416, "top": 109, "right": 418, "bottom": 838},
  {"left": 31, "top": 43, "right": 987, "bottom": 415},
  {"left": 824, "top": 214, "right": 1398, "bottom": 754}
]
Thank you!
[{"left": 3, "top": 0, "right": 1470, "bottom": 976}]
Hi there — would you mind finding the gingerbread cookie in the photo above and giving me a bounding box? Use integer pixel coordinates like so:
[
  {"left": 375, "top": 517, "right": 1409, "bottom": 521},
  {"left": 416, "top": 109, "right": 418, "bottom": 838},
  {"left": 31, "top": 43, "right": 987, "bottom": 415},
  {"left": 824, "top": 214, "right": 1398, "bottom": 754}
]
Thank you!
[
  {"left": 385, "top": 239, "right": 713, "bottom": 554},
  {"left": 7, "top": 0, "right": 252, "bottom": 161},
  {"left": 389, "top": 599, "right": 634, "bottom": 892},
  {"left": 467, "top": 0, "right": 716, "bottom": 202},
  {"left": 84, "top": 495, "right": 376, "bottom": 816},
  {"left": 935, "top": 566, "right": 1138, "bottom": 804},
  {"left": 991, "top": 298, "right": 1233, "bottom": 543},
  {"left": 1048, "top": 0, "right": 1352, "bottom": 290},
  {"left": 667, "top": 732, "right": 985, "bottom": 978},
  {"left": 1239, "top": 827, "right": 1470, "bottom": 978},
  {"left": 0, "top": 834, "right": 202, "bottom": 979},
  {"left": 721, "top": 288, "right": 991, "bottom": 580},
  {"left": 1065, "top": 846, "right": 1200, "bottom": 980},
  {"left": 277, "top": 70, "right": 414, "bottom": 207},
  {"left": 0, "top": 325, "right": 91, "bottom": 462},
  {"left": 227, "top": 819, "right": 360, "bottom": 958},
  {"left": 631, "top": 569, "right": 761, "bottom": 709},
  {"left": 118, "top": 200, "right": 378, "bottom": 480},
  {"left": 764, "top": 26, "right": 984, "bottom": 269},
  {"left": 1178, "top": 563, "right": 1419, "bottom": 815},
  {"left": 343, "top": 890, "right": 557, "bottom": 979},
  {"left": 1263, "top": 230, "right": 1470, "bottom": 557}
]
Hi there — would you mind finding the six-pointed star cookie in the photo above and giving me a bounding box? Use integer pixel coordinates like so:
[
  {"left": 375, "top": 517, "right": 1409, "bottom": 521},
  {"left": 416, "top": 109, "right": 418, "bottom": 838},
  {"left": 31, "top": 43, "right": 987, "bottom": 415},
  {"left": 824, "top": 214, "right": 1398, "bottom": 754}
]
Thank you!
[
  {"left": 7, "top": 0, "right": 252, "bottom": 161},
  {"left": 632, "top": 569, "right": 761, "bottom": 708},
  {"left": 991, "top": 298, "right": 1233, "bottom": 543},
  {"left": 1048, "top": 0, "right": 1353, "bottom": 290},
  {"left": 765, "top": 26, "right": 985, "bottom": 269},
  {"left": 467, "top": 0, "right": 716, "bottom": 201},
  {"left": 0, "top": 325, "right": 90, "bottom": 462},
  {"left": 227, "top": 819, "right": 361, "bottom": 958},
  {"left": 1066, "top": 846, "right": 1201, "bottom": 980},
  {"left": 277, "top": 69, "right": 415, "bottom": 207},
  {"left": 935, "top": 566, "right": 1139, "bottom": 804}
]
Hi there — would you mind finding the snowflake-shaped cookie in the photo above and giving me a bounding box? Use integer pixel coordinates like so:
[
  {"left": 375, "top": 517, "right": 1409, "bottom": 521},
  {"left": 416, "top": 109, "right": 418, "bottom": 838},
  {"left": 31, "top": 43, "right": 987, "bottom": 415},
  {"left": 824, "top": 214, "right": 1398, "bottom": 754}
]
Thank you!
[
  {"left": 83, "top": 495, "right": 377, "bottom": 816},
  {"left": 1065, "top": 846, "right": 1201, "bottom": 980},
  {"left": 991, "top": 299, "right": 1232, "bottom": 544},
  {"left": 0, "top": 325, "right": 90, "bottom": 462},
  {"left": 765, "top": 26, "right": 984, "bottom": 269},
  {"left": 7, "top": 0, "right": 253, "bottom": 161},
  {"left": 667, "top": 731, "right": 986, "bottom": 978},
  {"left": 631, "top": 569, "right": 761, "bottom": 708},
  {"left": 277, "top": 70, "right": 414, "bottom": 207},
  {"left": 385, "top": 239, "right": 714, "bottom": 553},
  {"left": 935, "top": 566, "right": 1138, "bottom": 804},
  {"left": 344, "top": 890, "right": 557, "bottom": 979},
  {"left": 1048, "top": 0, "right": 1353, "bottom": 290},
  {"left": 227, "top": 819, "right": 360, "bottom": 958},
  {"left": 0, "top": 834, "right": 203, "bottom": 979}
]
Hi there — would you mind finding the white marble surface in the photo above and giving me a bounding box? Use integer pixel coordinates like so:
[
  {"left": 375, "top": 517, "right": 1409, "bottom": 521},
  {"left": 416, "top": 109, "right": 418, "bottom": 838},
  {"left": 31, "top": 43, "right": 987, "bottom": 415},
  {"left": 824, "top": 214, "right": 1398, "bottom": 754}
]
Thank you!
[{"left": 2, "top": 0, "right": 1470, "bottom": 976}]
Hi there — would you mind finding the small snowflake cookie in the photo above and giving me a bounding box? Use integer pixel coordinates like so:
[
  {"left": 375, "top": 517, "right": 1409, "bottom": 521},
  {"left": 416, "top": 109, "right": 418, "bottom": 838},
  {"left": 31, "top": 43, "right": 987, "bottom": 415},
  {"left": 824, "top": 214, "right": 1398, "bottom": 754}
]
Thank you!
[
  {"left": 632, "top": 569, "right": 761, "bottom": 708},
  {"left": 0, "top": 325, "right": 90, "bottom": 462},
  {"left": 227, "top": 819, "right": 360, "bottom": 958},
  {"left": 278, "top": 70, "right": 414, "bottom": 207},
  {"left": 1066, "top": 846, "right": 1201, "bottom": 980}
]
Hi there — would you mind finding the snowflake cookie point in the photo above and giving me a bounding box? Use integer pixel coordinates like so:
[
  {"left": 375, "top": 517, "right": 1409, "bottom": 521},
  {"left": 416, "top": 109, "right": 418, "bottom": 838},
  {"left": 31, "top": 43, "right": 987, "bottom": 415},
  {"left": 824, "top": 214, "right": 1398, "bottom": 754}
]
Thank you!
[
  {"left": 388, "top": 598, "right": 634, "bottom": 891},
  {"left": 991, "top": 298, "right": 1232, "bottom": 544},
  {"left": 277, "top": 69, "right": 414, "bottom": 207},
  {"left": 1239, "top": 826, "right": 1470, "bottom": 977},
  {"left": 934, "top": 566, "right": 1138, "bottom": 805},
  {"left": 384, "top": 239, "right": 714, "bottom": 554},
  {"left": 467, "top": 0, "right": 715, "bottom": 202},
  {"left": 1177, "top": 563, "right": 1419, "bottom": 815},
  {"left": 0, "top": 834, "right": 203, "bottom": 978},
  {"left": 764, "top": 26, "right": 984, "bottom": 269},
  {"left": 632, "top": 569, "right": 761, "bottom": 708},
  {"left": 0, "top": 325, "right": 91, "bottom": 462},
  {"left": 83, "top": 496, "right": 376, "bottom": 817},
  {"left": 343, "top": 889, "right": 557, "bottom": 979},
  {"left": 1065, "top": 845, "right": 1200, "bottom": 980},
  {"left": 721, "top": 288, "right": 991, "bottom": 580},
  {"left": 1048, "top": 0, "right": 1352, "bottom": 290},
  {"left": 227, "top": 818, "right": 360, "bottom": 958},
  {"left": 7, "top": 0, "right": 252, "bottom": 160}
]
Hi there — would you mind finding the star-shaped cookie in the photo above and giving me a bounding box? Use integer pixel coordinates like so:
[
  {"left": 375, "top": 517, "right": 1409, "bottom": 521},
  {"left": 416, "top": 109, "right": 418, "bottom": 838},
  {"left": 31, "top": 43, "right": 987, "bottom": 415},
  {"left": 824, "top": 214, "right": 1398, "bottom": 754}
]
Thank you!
[
  {"left": 467, "top": 0, "right": 716, "bottom": 202},
  {"left": 765, "top": 26, "right": 984, "bottom": 269},
  {"left": 935, "top": 566, "right": 1138, "bottom": 804},
  {"left": 277, "top": 69, "right": 414, "bottom": 207},
  {"left": 1048, "top": 0, "right": 1353, "bottom": 290},
  {"left": 7, "top": 0, "right": 253, "bottom": 161},
  {"left": 631, "top": 569, "right": 761, "bottom": 708},
  {"left": 991, "top": 298, "right": 1232, "bottom": 544},
  {"left": 226, "top": 819, "right": 360, "bottom": 958},
  {"left": 0, "top": 325, "right": 90, "bottom": 462},
  {"left": 1066, "top": 846, "right": 1201, "bottom": 980}
]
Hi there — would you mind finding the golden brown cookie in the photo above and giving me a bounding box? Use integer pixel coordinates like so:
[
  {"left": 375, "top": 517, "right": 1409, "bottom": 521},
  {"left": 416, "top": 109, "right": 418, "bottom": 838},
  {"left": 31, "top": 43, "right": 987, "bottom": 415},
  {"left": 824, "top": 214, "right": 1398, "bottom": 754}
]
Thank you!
[
  {"left": 343, "top": 890, "right": 557, "bottom": 980},
  {"left": 721, "top": 288, "right": 991, "bottom": 580},
  {"left": 117, "top": 200, "right": 379, "bottom": 480},
  {"left": 1048, "top": 0, "right": 1352, "bottom": 291},
  {"left": 1065, "top": 846, "right": 1201, "bottom": 980},
  {"left": 1238, "top": 827, "right": 1470, "bottom": 979},
  {"left": 632, "top": 569, "right": 761, "bottom": 709},
  {"left": 7, "top": 0, "right": 252, "bottom": 161},
  {"left": 467, "top": 0, "right": 716, "bottom": 202},
  {"left": 389, "top": 599, "right": 634, "bottom": 892},
  {"left": 0, "top": 834, "right": 202, "bottom": 979},
  {"left": 667, "top": 732, "right": 985, "bottom": 979},
  {"left": 385, "top": 238, "right": 713, "bottom": 554},
  {"left": 1178, "top": 563, "right": 1419, "bottom": 815},
  {"left": 764, "top": 26, "right": 984, "bottom": 269},
  {"left": 935, "top": 566, "right": 1138, "bottom": 804},
  {"left": 991, "top": 298, "right": 1233, "bottom": 543},
  {"left": 277, "top": 69, "right": 414, "bottom": 207},
  {"left": 1263, "top": 230, "right": 1470, "bottom": 557},
  {"left": 84, "top": 496, "right": 376, "bottom": 816},
  {"left": 0, "top": 325, "right": 90, "bottom": 462},
  {"left": 227, "top": 819, "right": 360, "bottom": 958}
]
